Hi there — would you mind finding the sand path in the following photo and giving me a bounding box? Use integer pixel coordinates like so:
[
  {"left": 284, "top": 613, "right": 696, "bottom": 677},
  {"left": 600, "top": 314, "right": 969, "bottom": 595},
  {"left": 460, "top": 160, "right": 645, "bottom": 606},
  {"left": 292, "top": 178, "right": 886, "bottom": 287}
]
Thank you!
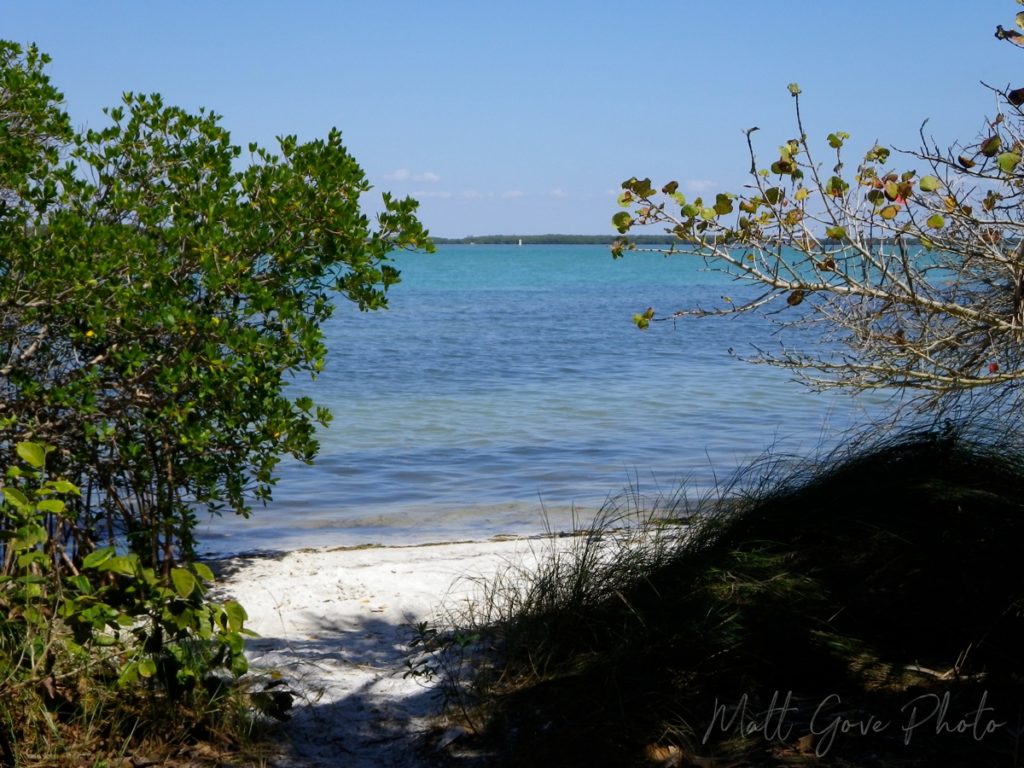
[{"left": 216, "top": 538, "right": 551, "bottom": 767}]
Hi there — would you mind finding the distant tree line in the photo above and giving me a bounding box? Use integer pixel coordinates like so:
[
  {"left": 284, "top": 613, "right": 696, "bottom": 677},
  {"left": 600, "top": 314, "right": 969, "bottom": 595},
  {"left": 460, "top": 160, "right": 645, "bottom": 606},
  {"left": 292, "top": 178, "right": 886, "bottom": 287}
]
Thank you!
[
  {"left": 432, "top": 233, "right": 934, "bottom": 247},
  {"left": 431, "top": 234, "right": 676, "bottom": 245}
]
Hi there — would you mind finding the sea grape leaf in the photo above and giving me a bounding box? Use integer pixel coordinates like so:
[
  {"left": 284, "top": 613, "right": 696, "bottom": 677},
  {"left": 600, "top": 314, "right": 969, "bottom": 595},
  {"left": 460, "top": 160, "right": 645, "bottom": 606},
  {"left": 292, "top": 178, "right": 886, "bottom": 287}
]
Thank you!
[
  {"left": 998, "top": 152, "right": 1021, "bottom": 173},
  {"left": 981, "top": 135, "right": 1002, "bottom": 157}
]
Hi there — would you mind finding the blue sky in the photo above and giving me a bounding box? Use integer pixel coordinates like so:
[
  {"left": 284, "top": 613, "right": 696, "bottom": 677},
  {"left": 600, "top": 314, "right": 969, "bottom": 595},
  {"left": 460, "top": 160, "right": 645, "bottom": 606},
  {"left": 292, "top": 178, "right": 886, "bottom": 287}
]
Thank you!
[{"left": 6, "top": 1, "right": 1021, "bottom": 237}]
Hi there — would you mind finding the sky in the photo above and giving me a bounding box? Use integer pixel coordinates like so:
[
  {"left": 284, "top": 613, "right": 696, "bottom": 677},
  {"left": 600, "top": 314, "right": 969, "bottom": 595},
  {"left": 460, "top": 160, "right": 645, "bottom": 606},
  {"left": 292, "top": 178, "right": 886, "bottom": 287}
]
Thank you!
[{"left": 5, "top": 1, "right": 1022, "bottom": 238}]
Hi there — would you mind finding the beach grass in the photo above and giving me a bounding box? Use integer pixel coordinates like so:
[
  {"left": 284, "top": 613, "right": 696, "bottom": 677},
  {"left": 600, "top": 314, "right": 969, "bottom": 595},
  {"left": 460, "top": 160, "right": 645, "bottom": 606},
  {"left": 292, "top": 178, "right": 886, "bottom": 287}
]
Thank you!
[{"left": 425, "top": 421, "right": 1024, "bottom": 767}]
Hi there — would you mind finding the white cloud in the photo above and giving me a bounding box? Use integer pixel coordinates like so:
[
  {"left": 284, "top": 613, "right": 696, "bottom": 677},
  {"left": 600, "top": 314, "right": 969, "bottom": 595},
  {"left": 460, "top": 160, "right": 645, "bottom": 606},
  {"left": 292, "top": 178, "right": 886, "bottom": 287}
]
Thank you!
[
  {"left": 686, "top": 179, "right": 716, "bottom": 193},
  {"left": 383, "top": 169, "right": 441, "bottom": 183}
]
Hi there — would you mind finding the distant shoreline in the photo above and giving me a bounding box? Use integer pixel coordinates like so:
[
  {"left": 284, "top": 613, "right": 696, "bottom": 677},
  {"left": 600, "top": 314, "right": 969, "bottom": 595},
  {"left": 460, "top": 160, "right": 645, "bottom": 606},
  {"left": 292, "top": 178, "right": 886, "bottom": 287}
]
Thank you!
[
  {"left": 429, "top": 234, "right": 931, "bottom": 246},
  {"left": 430, "top": 234, "right": 674, "bottom": 245}
]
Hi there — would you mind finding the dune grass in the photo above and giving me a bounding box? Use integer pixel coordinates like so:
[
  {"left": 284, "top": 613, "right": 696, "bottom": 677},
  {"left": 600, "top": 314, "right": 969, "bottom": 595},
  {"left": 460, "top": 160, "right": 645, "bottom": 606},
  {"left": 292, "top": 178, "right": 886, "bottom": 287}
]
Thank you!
[{"left": 426, "top": 422, "right": 1024, "bottom": 767}]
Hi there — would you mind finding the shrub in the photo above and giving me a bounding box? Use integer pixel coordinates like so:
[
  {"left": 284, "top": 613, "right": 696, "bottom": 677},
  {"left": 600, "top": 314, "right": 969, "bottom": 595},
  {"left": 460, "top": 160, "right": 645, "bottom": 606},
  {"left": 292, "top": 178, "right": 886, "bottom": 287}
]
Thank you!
[{"left": 0, "top": 40, "right": 431, "bottom": 572}]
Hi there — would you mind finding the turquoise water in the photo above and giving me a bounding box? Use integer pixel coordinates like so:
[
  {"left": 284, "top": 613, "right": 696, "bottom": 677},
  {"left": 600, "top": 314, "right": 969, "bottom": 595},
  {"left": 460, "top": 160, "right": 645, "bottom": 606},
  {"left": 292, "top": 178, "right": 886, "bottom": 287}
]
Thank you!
[{"left": 199, "top": 245, "right": 886, "bottom": 555}]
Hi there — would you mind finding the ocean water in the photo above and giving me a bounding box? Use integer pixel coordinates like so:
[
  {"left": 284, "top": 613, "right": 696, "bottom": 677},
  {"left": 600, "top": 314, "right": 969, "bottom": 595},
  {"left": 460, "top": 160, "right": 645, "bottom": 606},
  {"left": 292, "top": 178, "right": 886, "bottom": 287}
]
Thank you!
[{"left": 199, "top": 245, "right": 887, "bottom": 555}]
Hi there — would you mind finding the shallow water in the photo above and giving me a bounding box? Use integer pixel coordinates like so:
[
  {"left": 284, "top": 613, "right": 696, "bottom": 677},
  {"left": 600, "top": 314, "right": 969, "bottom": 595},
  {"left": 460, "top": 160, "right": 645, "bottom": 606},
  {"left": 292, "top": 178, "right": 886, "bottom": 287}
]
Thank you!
[{"left": 198, "top": 245, "right": 887, "bottom": 555}]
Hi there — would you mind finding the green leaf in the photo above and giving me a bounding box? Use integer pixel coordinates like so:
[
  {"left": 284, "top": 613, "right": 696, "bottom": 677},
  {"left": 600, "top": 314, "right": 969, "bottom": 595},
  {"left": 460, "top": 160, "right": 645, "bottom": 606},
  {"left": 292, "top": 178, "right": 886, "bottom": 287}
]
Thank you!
[
  {"left": 825, "top": 176, "right": 849, "bottom": 196},
  {"left": 36, "top": 499, "right": 66, "bottom": 515},
  {"left": 3, "top": 488, "right": 30, "bottom": 509},
  {"left": 171, "top": 567, "right": 197, "bottom": 598},
  {"left": 138, "top": 657, "right": 158, "bottom": 678},
  {"left": 68, "top": 574, "right": 94, "bottom": 594},
  {"left": 17, "top": 550, "right": 47, "bottom": 569},
  {"left": 16, "top": 442, "right": 46, "bottom": 469},
  {"left": 622, "top": 177, "right": 654, "bottom": 197},
  {"left": 82, "top": 547, "right": 115, "bottom": 569},
  {"left": 827, "top": 132, "right": 849, "bottom": 149},
  {"left": 49, "top": 479, "right": 80, "bottom": 495},
  {"left": 193, "top": 562, "right": 215, "bottom": 582},
  {"left": 611, "top": 211, "right": 633, "bottom": 234},
  {"left": 224, "top": 600, "right": 248, "bottom": 633},
  {"left": 865, "top": 145, "right": 890, "bottom": 163},
  {"left": 998, "top": 152, "right": 1021, "bottom": 173},
  {"left": 771, "top": 159, "right": 795, "bottom": 175},
  {"left": 230, "top": 653, "right": 249, "bottom": 677},
  {"left": 918, "top": 175, "right": 942, "bottom": 192},
  {"left": 103, "top": 555, "right": 138, "bottom": 577},
  {"left": 981, "top": 135, "right": 1002, "bottom": 157},
  {"left": 14, "top": 524, "right": 47, "bottom": 549}
]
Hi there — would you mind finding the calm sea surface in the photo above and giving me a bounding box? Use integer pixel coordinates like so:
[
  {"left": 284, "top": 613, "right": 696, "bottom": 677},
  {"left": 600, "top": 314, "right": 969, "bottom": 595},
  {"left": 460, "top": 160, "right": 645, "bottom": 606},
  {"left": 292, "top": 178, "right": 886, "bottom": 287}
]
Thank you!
[{"left": 199, "top": 245, "right": 887, "bottom": 555}]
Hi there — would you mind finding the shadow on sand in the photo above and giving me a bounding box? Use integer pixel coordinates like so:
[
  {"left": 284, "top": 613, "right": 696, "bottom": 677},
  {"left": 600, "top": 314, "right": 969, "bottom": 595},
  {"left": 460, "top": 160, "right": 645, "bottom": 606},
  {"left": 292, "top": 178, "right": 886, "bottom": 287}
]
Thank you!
[{"left": 245, "top": 612, "right": 449, "bottom": 768}]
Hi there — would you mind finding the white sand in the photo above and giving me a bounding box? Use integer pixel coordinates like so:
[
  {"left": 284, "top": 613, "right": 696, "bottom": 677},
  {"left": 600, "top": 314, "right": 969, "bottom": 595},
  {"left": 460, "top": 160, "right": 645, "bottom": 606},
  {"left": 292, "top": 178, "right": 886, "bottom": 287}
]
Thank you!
[{"left": 216, "top": 537, "right": 561, "bottom": 767}]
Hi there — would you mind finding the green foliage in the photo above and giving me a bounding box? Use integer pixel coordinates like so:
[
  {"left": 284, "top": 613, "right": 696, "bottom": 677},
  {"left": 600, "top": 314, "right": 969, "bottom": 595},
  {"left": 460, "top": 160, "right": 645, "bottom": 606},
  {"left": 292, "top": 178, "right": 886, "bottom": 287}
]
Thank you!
[
  {"left": 0, "top": 39, "right": 428, "bottom": 763},
  {"left": 0, "top": 442, "right": 261, "bottom": 763},
  {"left": 0, "top": 40, "right": 432, "bottom": 571}
]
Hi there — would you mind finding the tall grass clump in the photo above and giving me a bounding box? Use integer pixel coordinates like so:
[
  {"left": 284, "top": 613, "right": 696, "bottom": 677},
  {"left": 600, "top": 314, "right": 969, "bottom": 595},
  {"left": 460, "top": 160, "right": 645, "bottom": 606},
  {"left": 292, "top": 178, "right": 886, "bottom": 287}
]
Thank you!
[
  {"left": 429, "top": 422, "right": 1024, "bottom": 767},
  {"left": 464, "top": 492, "right": 692, "bottom": 679}
]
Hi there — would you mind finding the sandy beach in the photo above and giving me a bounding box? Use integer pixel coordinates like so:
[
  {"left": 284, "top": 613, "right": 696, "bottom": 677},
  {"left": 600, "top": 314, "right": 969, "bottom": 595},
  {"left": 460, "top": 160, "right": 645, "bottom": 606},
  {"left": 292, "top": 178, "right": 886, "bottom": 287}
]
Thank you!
[{"left": 216, "top": 536, "right": 562, "bottom": 767}]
